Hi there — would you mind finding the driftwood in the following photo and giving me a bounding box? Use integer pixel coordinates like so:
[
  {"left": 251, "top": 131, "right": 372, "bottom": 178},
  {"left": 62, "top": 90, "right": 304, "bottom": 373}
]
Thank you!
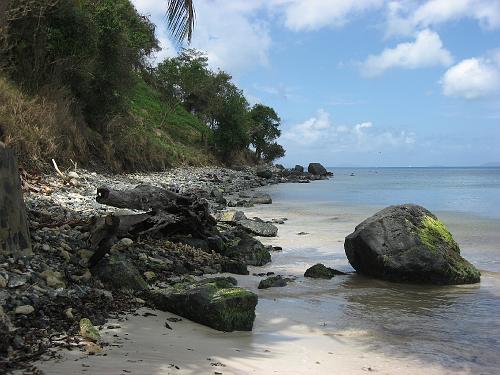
[
  {"left": 96, "top": 184, "right": 191, "bottom": 211},
  {"left": 89, "top": 185, "right": 218, "bottom": 265},
  {"left": 0, "top": 143, "right": 32, "bottom": 257}
]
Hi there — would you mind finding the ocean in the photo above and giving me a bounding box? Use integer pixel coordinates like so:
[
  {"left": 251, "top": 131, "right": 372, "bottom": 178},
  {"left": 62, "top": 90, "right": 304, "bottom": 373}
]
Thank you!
[{"left": 242, "top": 167, "right": 500, "bottom": 374}]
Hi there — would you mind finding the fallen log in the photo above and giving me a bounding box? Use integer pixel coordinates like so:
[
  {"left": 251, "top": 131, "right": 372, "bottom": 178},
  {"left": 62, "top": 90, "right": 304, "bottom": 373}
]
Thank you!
[
  {"left": 96, "top": 184, "right": 191, "bottom": 211},
  {"left": 90, "top": 185, "right": 218, "bottom": 264}
]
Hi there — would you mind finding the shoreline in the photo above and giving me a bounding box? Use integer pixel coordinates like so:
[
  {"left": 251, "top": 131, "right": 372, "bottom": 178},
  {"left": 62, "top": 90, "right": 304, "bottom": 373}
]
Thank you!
[{"left": 4, "top": 165, "right": 500, "bottom": 374}]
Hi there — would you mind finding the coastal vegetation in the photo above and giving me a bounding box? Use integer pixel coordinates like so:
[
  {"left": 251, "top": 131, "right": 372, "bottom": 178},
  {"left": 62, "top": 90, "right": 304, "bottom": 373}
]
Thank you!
[{"left": 0, "top": 0, "right": 284, "bottom": 172}]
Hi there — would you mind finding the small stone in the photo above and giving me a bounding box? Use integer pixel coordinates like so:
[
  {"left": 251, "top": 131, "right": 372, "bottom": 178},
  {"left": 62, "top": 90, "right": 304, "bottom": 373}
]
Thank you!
[
  {"left": 144, "top": 271, "right": 156, "bottom": 281},
  {"left": 41, "top": 269, "right": 66, "bottom": 289},
  {"left": 85, "top": 342, "right": 102, "bottom": 354},
  {"left": 64, "top": 307, "right": 74, "bottom": 320},
  {"left": 60, "top": 249, "right": 71, "bottom": 262},
  {"left": 0, "top": 275, "right": 7, "bottom": 288},
  {"left": 79, "top": 249, "right": 94, "bottom": 260},
  {"left": 42, "top": 244, "right": 51, "bottom": 252},
  {"left": 67, "top": 171, "right": 79, "bottom": 179},
  {"left": 15, "top": 305, "right": 35, "bottom": 315},
  {"left": 79, "top": 318, "right": 101, "bottom": 342},
  {"left": 134, "top": 298, "right": 146, "bottom": 304}
]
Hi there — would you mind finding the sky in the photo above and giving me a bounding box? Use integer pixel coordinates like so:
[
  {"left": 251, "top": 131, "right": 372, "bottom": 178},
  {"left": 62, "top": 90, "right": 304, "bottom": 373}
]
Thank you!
[{"left": 132, "top": 0, "right": 500, "bottom": 167}]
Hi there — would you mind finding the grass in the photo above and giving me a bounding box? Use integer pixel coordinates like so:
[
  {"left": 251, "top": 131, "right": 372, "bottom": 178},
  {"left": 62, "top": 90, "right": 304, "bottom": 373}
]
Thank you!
[{"left": 0, "top": 75, "right": 218, "bottom": 172}]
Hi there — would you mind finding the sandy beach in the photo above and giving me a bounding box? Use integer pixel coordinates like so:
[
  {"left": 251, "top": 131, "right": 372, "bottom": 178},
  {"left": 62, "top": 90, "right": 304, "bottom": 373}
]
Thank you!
[{"left": 33, "top": 179, "right": 500, "bottom": 375}]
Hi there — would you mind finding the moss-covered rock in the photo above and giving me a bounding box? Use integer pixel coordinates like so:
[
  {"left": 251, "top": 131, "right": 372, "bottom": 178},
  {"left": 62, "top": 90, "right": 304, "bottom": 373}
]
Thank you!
[
  {"left": 304, "top": 263, "right": 345, "bottom": 279},
  {"left": 224, "top": 229, "right": 271, "bottom": 266},
  {"left": 148, "top": 277, "right": 258, "bottom": 332},
  {"left": 79, "top": 318, "right": 101, "bottom": 342},
  {"left": 344, "top": 204, "right": 480, "bottom": 285}
]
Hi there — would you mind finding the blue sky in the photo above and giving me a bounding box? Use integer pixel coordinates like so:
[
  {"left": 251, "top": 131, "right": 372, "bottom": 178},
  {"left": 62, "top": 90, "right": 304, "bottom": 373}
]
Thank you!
[{"left": 132, "top": 0, "right": 500, "bottom": 167}]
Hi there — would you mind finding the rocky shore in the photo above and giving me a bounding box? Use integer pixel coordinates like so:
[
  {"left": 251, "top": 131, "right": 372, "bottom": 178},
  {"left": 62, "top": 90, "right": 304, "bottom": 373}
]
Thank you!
[{"left": 0, "top": 163, "right": 330, "bottom": 373}]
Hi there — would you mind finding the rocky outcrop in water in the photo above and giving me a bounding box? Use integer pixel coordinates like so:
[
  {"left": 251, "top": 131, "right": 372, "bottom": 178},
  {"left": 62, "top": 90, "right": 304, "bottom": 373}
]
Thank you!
[
  {"left": 304, "top": 264, "right": 345, "bottom": 279},
  {"left": 258, "top": 275, "right": 288, "bottom": 289},
  {"left": 148, "top": 277, "right": 258, "bottom": 332},
  {"left": 344, "top": 204, "right": 481, "bottom": 285},
  {"left": 308, "top": 163, "right": 328, "bottom": 176}
]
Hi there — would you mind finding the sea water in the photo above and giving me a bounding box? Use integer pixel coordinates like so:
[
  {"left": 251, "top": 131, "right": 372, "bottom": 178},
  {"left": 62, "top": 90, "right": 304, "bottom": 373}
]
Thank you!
[{"left": 243, "top": 167, "right": 500, "bottom": 374}]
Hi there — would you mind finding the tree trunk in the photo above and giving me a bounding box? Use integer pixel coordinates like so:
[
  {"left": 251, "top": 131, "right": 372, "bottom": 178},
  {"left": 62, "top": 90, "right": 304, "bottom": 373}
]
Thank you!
[{"left": 0, "top": 143, "right": 32, "bottom": 257}]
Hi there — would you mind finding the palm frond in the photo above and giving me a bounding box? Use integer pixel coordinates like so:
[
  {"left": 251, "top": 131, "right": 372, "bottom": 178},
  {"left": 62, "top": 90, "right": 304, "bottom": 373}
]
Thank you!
[{"left": 167, "top": 0, "right": 195, "bottom": 44}]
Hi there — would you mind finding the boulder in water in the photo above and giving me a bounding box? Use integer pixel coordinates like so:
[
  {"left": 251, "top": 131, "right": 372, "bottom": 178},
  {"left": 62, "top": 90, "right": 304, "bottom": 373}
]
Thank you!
[
  {"left": 308, "top": 163, "right": 327, "bottom": 176},
  {"left": 344, "top": 204, "right": 480, "bottom": 285},
  {"left": 304, "top": 263, "right": 345, "bottom": 279}
]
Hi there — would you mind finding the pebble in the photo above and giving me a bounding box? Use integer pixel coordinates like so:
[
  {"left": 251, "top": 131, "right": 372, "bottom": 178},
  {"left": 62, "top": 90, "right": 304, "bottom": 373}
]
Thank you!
[
  {"left": 0, "top": 274, "right": 6, "bottom": 288},
  {"left": 15, "top": 305, "right": 35, "bottom": 315}
]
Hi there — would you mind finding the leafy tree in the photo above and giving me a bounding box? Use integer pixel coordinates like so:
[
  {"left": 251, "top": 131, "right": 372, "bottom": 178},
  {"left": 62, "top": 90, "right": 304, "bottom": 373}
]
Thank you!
[
  {"left": 249, "top": 104, "right": 281, "bottom": 160},
  {"left": 262, "top": 142, "right": 285, "bottom": 162},
  {"left": 213, "top": 91, "right": 249, "bottom": 159}
]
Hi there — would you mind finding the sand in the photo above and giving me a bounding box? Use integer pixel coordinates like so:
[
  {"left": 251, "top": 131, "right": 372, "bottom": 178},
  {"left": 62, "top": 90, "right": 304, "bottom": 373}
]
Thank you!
[{"left": 32, "top": 193, "right": 497, "bottom": 375}]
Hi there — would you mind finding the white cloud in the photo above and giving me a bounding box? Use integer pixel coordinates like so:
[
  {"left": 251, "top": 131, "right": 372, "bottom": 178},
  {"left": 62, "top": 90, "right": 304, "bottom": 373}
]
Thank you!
[
  {"left": 279, "top": 0, "right": 384, "bottom": 31},
  {"left": 441, "top": 55, "right": 500, "bottom": 99},
  {"left": 386, "top": 0, "right": 500, "bottom": 37},
  {"left": 281, "top": 110, "right": 416, "bottom": 152},
  {"left": 132, "top": 0, "right": 272, "bottom": 72},
  {"left": 361, "top": 29, "right": 453, "bottom": 77}
]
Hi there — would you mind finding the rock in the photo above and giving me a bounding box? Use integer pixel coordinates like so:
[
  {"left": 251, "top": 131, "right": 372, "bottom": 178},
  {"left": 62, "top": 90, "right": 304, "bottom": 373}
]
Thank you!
[
  {"left": 258, "top": 275, "right": 287, "bottom": 289},
  {"left": 220, "top": 259, "right": 249, "bottom": 275},
  {"left": 294, "top": 165, "right": 304, "bottom": 173},
  {"left": 344, "top": 204, "right": 481, "bottom": 285},
  {"left": 14, "top": 305, "right": 35, "bottom": 315},
  {"left": 149, "top": 278, "right": 258, "bottom": 332},
  {"left": 274, "top": 164, "right": 285, "bottom": 170},
  {"left": 92, "top": 254, "right": 148, "bottom": 291},
  {"left": 0, "top": 275, "right": 7, "bottom": 288},
  {"left": 0, "top": 306, "right": 11, "bottom": 353},
  {"left": 308, "top": 163, "right": 327, "bottom": 176},
  {"left": 67, "top": 171, "right": 79, "bottom": 179},
  {"left": 144, "top": 271, "right": 156, "bottom": 281},
  {"left": 110, "top": 237, "right": 134, "bottom": 253},
  {"left": 250, "top": 193, "right": 272, "bottom": 205},
  {"left": 238, "top": 219, "right": 278, "bottom": 237},
  {"left": 64, "top": 307, "right": 74, "bottom": 320},
  {"left": 304, "top": 264, "right": 345, "bottom": 279},
  {"left": 7, "top": 273, "right": 30, "bottom": 288},
  {"left": 225, "top": 231, "right": 272, "bottom": 266},
  {"left": 211, "top": 188, "right": 226, "bottom": 204},
  {"left": 41, "top": 269, "right": 66, "bottom": 289},
  {"left": 217, "top": 210, "right": 247, "bottom": 223},
  {"left": 79, "top": 318, "right": 101, "bottom": 342},
  {"left": 256, "top": 168, "right": 273, "bottom": 179}
]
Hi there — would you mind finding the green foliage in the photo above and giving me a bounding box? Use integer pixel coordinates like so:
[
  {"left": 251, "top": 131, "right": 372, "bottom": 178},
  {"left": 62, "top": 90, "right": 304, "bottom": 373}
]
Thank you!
[
  {"left": 0, "top": 1, "right": 284, "bottom": 171},
  {"left": 249, "top": 104, "right": 281, "bottom": 160}
]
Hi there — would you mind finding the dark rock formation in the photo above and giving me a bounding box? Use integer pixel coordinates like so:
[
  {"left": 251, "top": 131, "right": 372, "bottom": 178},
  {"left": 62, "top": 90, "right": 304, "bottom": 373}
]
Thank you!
[
  {"left": 148, "top": 277, "right": 258, "bottom": 331},
  {"left": 344, "top": 204, "right": 481, "bottom": 285},
  {"left": 238, "top": 219, "right": 278, "bottom": 237},
  {"left": 224, "top": 229, "right": 272, "bottom": 266},
  {"left": 304, "top": 263, "right": 345, "bottom": 279},
  {"left": 258, "top": 275, "right": 287, "bottom": 289},
  {"left": 308, "top": 163, "right": 327, "bottom": 176},
  {"left": 92, "top": 254, "right": 148, "bottom": 291}
]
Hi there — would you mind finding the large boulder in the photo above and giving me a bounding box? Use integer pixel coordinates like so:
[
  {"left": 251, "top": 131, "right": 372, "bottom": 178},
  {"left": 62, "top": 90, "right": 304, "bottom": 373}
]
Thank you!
[
  {"left": 148, "top": 277, "right": 258, "bottom": 331},
  {"left": 308, "top": 163, "right": 327, "bottom": 176},
  {"left": 304, "top": 263, "right": 345, "bottom": 279},
  {"left": 344, "top": 204, "right": 481, "bottom": 285},
  {"left": 238, "top": 219, "right": 278, "bottom": 237}
]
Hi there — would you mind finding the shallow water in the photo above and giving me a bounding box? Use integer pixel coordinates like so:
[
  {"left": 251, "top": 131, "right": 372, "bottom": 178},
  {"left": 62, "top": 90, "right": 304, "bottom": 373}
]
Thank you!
[
  {"left": 243, "top": 167, "right": 500, "bottom": 373},
  {"left": 36, "top": 168, "right": 500, "bottom": 374}
]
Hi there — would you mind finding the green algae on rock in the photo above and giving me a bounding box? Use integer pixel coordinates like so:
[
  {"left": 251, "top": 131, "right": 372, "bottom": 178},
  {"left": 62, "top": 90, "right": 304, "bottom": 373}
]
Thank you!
[
  {"left": 304, "top": 263, "right": 346, "bottom": 279},
  {"left": 344, "top": 204, "right": 480, "bottom": 285},
  {"left": 79, "top": 318, "right": 101, "bottom": 343},
  {"left": 148, "top": 277, "right": 258, "bottom": 332}
]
